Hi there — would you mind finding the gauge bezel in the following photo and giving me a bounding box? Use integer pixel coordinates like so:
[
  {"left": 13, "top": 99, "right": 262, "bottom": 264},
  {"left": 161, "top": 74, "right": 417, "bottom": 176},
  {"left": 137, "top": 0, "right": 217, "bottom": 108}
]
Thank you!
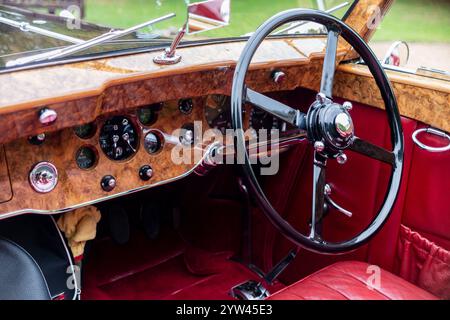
[
  {"left": 143, "top": 130, "right": 165, "bottom": 155},
  {"left": 29, "top": 161, "right": 58, "bottom": 193}
]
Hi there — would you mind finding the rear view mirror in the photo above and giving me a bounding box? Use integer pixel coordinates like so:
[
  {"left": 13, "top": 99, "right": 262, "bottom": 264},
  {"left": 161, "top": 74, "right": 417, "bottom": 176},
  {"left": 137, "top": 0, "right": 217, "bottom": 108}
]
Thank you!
[{"left": 187, "top": 0, "right": 231, "bottom": 34}]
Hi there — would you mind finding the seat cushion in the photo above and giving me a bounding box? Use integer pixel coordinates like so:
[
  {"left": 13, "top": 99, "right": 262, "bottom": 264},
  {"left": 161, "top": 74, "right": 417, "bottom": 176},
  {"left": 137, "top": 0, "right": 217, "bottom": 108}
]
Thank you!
[
  {"left": 0, "top": 238, "right": 51, "bottom": 300},
  {"left": 269, "top": 261, "right": 438, "bottom": 300}
]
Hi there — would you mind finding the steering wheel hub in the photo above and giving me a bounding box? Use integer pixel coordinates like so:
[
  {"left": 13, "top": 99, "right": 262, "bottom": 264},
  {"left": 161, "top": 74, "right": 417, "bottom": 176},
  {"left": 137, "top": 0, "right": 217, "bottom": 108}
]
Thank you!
[
  {"left": 335, "top": 112, "right": 353, "bottom": 138},
  {"left": 306, "top": 100, "right": 354, "bottom": 155}
]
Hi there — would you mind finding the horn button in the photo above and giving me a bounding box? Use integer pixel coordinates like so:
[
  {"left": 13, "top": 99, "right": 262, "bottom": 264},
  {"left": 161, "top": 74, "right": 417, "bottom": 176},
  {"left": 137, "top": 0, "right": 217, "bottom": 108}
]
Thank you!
[{"left": 306, "top": 100, "right": 354, "bottom": 155}]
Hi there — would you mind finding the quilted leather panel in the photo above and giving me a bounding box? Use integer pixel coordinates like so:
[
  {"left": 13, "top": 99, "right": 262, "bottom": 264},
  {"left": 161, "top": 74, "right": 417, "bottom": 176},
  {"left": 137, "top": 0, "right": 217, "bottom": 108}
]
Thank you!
[{"left": 269, "top": 261, "right": 438, "bottom": 300}]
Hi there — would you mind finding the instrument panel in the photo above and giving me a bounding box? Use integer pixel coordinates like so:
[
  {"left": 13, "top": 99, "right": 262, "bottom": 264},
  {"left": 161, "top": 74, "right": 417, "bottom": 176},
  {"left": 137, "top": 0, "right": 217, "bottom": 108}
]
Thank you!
[
  {"left": 0, "top": 93, "right": 285, "bottom": 217},
  {"left": 0, "top": 97, "right": 208, "bottom": 216}
]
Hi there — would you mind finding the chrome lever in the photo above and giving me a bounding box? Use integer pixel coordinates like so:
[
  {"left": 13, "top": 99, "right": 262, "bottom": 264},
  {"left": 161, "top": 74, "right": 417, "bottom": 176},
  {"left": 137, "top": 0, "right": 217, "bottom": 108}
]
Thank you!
[{"left": 324, "top": 184, "right": 352, "bottom": 218}]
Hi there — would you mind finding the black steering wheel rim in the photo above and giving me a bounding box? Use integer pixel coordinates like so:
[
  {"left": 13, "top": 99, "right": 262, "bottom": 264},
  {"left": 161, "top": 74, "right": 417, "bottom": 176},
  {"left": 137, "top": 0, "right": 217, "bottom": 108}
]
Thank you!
[{"left": 231, "top": 9, "right": 404, "bottom": 254}]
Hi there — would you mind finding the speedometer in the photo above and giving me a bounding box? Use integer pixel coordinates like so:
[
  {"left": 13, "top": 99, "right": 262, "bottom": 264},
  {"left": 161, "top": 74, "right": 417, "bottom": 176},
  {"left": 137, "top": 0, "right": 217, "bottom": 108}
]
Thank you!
[{"left": 99, "top": 116, "right": 138, "bottom": 161}]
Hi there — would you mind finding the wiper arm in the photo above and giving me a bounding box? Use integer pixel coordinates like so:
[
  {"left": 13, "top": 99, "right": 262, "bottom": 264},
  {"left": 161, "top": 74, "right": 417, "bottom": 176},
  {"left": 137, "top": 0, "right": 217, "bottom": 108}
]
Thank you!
[
  {"left": 0, "top": 16, "right": 83, "bottom": 44},
  {"left": 6, "top": 13, "right": 175, "bottom": 67}
]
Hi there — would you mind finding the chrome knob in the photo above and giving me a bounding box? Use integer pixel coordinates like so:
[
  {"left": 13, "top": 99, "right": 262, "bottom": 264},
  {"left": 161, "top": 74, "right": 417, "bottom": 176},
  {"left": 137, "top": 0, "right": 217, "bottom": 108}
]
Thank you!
[
  {"left": 324, "top": 183, "right": 332, "bottom": 195},
  {"left": 272, "top": 71, "right": 286, "bottom": 84},
  {"left": 180, "top": 129, "right": 194, "bottom": 145},
  {"left": 336, "top": 153, "right": 348, "bottom": 164},
  {"left": 314, "top": 141, "right": 325, "bottom": 152},
  {"left": 38, "top": 108, "right": 57, "bottom": 125},
  {"left": 343, "top": 101, "right": 353, "bottom": 111},
  {"left": 29, "top": 162, "right": 58, "bottom": 193}
]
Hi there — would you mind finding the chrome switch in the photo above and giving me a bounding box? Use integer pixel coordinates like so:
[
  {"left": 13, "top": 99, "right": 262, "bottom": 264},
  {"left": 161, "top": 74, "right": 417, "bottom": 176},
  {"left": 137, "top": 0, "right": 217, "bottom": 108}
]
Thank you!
[{"left": 38, "top": 108, "right": 57, "bottom": 125}]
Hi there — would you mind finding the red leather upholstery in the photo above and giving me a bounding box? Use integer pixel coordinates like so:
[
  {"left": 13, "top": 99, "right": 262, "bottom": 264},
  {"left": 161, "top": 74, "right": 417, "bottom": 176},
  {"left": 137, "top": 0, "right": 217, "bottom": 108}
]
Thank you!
[{"left": 269, "top": 261, "right": 438, "bottom": 300}]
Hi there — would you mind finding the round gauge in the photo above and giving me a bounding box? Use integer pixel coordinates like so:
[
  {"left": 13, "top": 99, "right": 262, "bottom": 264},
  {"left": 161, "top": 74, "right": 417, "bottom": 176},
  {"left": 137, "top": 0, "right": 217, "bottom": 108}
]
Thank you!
[
  {"left": 179, "top": 98, "right": 194, "bottom": 114},
  {"left": 204, "top": 95, "right": 232, "bottom": 134},
  {"left": 75, "top": 146, "right": 97, "bottom": 170},
  {"left": 249, "top": 108, "right": 280, "bottom": 131},
  {"left": 99, "top": 116, "right": 139, "bottom": 161},
  {"left": 144, "top": 131, "right": 164, "bottom": 154},
  {"left": 74, "top": 123, "right": 96, "bottom": 139},
  {"left": 137, "top": 104, "right": 161, "bottom": 126}
]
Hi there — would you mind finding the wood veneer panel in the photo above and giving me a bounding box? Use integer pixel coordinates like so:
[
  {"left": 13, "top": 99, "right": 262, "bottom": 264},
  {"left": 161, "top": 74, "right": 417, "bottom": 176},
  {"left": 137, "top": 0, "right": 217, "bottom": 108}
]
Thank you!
[
  {"left": 0, "top": 46, "right": 334, "bottom": 145},
  {"left": 334, "top": 64, "right": 450, "bottom": 132},
  {"left": 0, "top": 98, "right": 209, "bottom": 216}
]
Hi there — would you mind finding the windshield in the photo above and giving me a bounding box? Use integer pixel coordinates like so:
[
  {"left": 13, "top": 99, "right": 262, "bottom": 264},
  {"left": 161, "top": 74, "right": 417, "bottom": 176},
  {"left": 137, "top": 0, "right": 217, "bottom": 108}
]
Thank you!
[
  {"left": 83, "top": 0, "right": 351, "bottom": 37},
  {"left": 0, "top": 0, "right": 352, "bottom": 68}
]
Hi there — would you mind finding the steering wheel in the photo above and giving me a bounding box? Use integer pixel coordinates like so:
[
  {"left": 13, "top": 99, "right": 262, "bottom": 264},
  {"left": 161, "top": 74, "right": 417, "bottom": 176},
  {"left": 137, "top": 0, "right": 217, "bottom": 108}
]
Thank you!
[{"left": 231, "top": 9, "right": 404, "bottom": 254}]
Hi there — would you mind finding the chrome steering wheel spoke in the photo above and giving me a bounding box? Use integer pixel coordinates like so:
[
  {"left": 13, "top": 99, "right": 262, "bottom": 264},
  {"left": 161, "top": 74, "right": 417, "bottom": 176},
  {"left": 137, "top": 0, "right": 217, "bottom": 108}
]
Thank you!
[
  {"left": 310, "top": 152, "right": 327, "bottom": 240},
  {"left": 320, "top": 29, "right": 340, "bottom": 98},
  {"left": 245, "top": 87, "right": 305, "bottom": 128},
  {"left": 349, "top": 137, "right": 395, "bottom": 165}
]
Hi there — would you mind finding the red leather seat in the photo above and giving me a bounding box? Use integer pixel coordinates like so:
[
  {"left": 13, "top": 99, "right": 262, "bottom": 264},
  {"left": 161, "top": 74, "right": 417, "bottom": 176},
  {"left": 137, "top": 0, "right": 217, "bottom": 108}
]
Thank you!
[{"left": 269, "top": 261, "right": 438, "bottom": 300}]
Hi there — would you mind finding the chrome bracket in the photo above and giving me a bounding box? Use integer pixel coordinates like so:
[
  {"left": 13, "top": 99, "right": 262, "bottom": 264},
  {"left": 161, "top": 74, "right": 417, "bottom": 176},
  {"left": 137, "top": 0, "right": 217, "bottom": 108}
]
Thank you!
[{"left": 153, "top": 24, "right": 186, "bottom": 65}]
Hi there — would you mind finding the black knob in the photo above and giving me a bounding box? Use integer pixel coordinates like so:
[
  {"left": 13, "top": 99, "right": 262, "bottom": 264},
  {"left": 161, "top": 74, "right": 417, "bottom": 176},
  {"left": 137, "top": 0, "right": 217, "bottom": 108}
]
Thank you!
[
  {"left": 178, "top": 99, "right": 193, "bottom": 115},
  {"left": 139, "top": 165, "right": 153, "bottom": 181},
  {"left": 28, "top": 133, "right": 46, "bottom": 145},
  {"left": 101, "top": 175, "right": 116, "bottom": 192}
]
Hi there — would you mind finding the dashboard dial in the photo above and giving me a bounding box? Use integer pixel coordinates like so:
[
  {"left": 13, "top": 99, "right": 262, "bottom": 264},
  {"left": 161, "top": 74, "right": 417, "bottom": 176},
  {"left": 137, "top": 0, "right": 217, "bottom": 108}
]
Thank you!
[
  {"left": 99, "top": 116, "right": 138, "bottom": 161},
  {"left": 144, "top": 131, "right": 163, "bottom": 154},
  {"left": 75, "top": 146, "right": 97, "bottom": 169},
  {"left": 249, "top": 108, "right": 280, "bottom": 131},
  {"left": 204, "top": 95, "right": 232, "bottom": 134},
  {"left": 137, "top": 103, "right": 161, "bottom": 126},
  {"left": 74, "top": 123, "right": 96, "bottom": 139}
]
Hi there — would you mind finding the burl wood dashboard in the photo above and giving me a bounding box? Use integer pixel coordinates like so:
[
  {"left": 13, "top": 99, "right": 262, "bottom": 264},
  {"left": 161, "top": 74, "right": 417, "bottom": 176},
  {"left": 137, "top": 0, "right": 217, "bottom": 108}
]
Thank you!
[
  {"left": 0, "top": 97, "right": 218, "bottom": 216},
  {"left": 0, "top": 0, "right": 448, "bottom": 218}
]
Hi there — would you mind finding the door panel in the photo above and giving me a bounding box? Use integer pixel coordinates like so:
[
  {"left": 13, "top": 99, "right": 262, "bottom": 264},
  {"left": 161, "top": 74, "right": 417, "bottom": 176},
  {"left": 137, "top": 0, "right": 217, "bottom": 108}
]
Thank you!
[{"left": 401, "top": 124, "right": 450, "bottom": 249}]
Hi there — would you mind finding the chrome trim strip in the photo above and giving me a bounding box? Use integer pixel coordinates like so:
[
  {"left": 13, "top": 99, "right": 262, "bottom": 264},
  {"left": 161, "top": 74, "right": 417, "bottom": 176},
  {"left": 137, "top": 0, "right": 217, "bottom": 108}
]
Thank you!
[{"left": 50, "top": 216, "right": 79, "bottom": 300}]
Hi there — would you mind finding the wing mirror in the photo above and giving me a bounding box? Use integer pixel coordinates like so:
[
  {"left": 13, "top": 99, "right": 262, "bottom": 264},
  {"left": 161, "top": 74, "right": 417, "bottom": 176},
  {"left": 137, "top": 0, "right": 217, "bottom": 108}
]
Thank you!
[
  {"left": 154, "top": 0, "right": 231, "bottom": 65},
  {"left": 382, "top": 41, "right": 410, "bottom": 67}
]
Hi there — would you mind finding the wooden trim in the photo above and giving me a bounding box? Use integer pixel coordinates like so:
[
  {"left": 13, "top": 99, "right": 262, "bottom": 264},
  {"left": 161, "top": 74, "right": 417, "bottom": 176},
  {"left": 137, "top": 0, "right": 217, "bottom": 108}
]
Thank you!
[{"left": 334, "top": 64, "right": 450, "bottom": 132}]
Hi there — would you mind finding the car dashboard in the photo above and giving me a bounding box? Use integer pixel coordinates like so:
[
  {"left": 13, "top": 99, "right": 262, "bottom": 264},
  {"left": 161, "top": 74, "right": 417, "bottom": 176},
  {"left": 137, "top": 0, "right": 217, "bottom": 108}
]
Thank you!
[{"left": 0, "top": 32, "right": 448, "bottom": 219}]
